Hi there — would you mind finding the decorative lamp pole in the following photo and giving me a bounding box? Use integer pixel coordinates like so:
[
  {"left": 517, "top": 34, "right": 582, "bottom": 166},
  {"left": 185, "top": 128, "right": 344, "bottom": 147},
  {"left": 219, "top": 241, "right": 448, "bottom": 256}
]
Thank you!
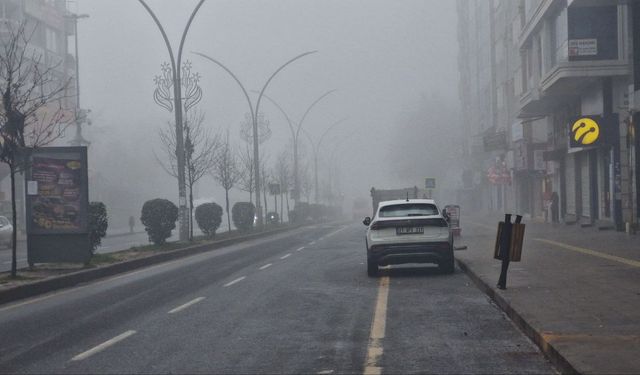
[
  {"left": 66, "top": 13, "right": 90, "bottom": 147},
  {"left": 139, "top": 0, "right": 206, "bottom": 241},
  {"left": 193, "top": 51, "right": 316, "bottom": 227},
  {"left": 257, "top": 90, "right": 337, "bottom": 205},
  {"left": 301, "top": 117, "right": 348, "bottom": 203}
]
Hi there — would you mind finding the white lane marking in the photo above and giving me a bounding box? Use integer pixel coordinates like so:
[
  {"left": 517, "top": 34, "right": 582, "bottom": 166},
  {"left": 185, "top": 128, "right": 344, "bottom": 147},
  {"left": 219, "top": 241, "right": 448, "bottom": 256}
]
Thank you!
[
  {"left": 296, "top": 246, "right": 305, "bottom": 252},
  {"left": 223, "top": 276, "right": 246, "bottom": 287},
  {"left": 168, "top": 297, "right": 205, "bottom": 314},
  {"left": 325, "top": 226, "right": 348, "bottom": 238},
  {"left": 309, "top": 241, "right": 316, "bottom": 245},
  {"left": 363, "top": 276, "right": 390, "bottom": 375},
  {"left": 259, "top": 263, "right": 272, "bottom": 270},
  {"left": 318, "top": 371, "right": 334, "bottom": 374},
  {"left": 280, "top": 253, "right": 291, "bottom": 259},
  {"left": 71, "top": 330, "right": 136, "bottom": 361}
]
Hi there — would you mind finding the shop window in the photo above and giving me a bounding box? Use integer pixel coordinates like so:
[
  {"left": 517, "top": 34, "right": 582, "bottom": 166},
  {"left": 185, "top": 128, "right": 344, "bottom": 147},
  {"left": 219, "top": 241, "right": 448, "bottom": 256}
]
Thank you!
[{"left": 568, "top": 5, "right": 618, "bottom": 61}]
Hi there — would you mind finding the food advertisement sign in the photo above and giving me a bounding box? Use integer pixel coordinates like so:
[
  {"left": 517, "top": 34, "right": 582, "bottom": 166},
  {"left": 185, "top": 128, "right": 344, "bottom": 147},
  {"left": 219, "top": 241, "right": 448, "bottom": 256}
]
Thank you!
[{"left": 26, "top": 147, "right": 88, "bottom": 234}]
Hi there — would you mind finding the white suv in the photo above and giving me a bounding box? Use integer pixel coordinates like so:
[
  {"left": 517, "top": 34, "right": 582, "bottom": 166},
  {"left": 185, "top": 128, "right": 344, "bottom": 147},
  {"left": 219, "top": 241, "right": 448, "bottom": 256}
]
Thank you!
[{"left": 363, "top": 199, "right": 453, "bottom": 276}]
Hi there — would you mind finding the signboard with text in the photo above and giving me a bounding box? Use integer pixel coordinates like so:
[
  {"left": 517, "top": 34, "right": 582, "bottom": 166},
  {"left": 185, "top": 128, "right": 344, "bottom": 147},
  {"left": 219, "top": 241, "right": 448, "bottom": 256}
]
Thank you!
[{"left": 26, "top": 147, "right": 91, "bottom": 264}]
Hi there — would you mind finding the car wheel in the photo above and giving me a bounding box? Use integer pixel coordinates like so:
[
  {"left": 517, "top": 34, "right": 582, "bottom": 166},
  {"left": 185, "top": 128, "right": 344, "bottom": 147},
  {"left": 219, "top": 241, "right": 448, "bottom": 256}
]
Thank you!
[{"left": 367, "top": 257, "right": 378, "bottom": 277}]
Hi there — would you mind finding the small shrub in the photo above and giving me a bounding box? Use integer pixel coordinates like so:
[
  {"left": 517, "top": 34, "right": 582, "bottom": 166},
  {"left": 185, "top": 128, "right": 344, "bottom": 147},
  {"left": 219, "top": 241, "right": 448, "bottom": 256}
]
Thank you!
[
  {"left": 195, "top": 202, "right": 223, "bottom": 237},
  {"left": 88, "top": 201, "right": 108, "bottom": 253},
  {"left": 290, "top": 202, "right": 310, "bottom": 223},
  {"left": 140, "top": 198, "right": 178, "bottom": 245},
  {"left": 232, "top": 202, "right": 255, "bottom": 231}
]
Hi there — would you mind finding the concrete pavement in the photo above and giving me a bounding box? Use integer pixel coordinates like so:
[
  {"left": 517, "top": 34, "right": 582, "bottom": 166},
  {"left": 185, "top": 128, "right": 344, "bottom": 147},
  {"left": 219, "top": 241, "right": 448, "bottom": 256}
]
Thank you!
[{"left": 456, "top": 215, "right": 640, "bottom": 374}]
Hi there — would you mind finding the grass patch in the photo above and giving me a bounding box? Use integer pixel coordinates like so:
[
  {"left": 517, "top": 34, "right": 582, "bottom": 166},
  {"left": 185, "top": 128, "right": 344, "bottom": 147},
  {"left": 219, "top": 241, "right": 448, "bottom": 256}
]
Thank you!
[{"left": 0, "top": 274, "right": 38, "bottom": 284}]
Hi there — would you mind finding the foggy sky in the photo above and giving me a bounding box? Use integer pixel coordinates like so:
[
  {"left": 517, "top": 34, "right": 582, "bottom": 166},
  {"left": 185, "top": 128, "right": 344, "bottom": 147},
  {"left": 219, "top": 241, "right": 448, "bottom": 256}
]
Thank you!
[{"left": 73, "top": 0, "right": 459, "bottom": 207}]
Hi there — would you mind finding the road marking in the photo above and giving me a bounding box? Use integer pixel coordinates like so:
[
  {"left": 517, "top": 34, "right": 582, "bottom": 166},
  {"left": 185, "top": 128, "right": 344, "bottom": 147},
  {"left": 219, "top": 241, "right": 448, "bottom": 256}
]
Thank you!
[
  {"left": 534, "top": 238, "right": 640, "bottom": 268},
  {"left": 280, "top": 253, "right": 291, "bottom": 259},
  {"left": 325, "top": 226, "right": 348, "bottom": 238},
  {"left": 318, "top": 370, "right": 334, "bottom": 374},
  {"left": 71, "top": 330, "right": 136, "bottom": 361},
  {"left": 259, "top": 263, "right": 272, "bottom": 270},
  {"left": 168, "top": 297, "right": 205, "bottom": 314},
  {"left": 296, "top": 246, "right": 305, "bottom": 252},
  {"left": 224, "top": 276, "right": 246, "bottom": 287},
  {"left": 309, "top": 241, "right": 316, "bottom": 245},
  {"left": 363, "top": 276, "right": 390, "bottom": 375}
]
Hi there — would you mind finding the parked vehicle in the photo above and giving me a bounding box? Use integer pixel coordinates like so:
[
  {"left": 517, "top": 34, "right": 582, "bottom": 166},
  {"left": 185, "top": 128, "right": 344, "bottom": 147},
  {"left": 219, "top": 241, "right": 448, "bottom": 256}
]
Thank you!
[
  {"left": 0, "top": 215, "right": 13, "bottom": 248},
  {"left": 363, "top": 199, "right": 453, "bottom": 276}
]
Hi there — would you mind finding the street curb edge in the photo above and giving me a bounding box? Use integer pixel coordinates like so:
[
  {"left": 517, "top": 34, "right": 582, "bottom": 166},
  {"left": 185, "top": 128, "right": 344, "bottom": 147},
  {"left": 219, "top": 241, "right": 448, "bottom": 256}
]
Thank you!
[{"left": 455, "top": 257, "right": 579, "bottom": 375}]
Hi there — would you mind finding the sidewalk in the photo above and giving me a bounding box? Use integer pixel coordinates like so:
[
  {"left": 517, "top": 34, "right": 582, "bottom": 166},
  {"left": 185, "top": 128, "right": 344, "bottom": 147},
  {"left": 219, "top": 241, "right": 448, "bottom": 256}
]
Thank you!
[{"left": 456, "top": 216, "right": 640, "bottom": 374}]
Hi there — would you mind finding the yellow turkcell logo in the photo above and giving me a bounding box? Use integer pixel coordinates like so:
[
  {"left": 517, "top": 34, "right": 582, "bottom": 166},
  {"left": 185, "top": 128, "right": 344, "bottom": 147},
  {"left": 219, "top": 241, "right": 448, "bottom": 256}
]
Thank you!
[{"left": 571, "top": 117, "right": 600, "bottom": 145}]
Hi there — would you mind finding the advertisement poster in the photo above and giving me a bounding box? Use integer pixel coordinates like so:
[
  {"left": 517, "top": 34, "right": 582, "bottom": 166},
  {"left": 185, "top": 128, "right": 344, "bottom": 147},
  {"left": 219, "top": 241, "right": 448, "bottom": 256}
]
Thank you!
[{"left": 27, "top": 148, "right": 88, "bottom": 234}]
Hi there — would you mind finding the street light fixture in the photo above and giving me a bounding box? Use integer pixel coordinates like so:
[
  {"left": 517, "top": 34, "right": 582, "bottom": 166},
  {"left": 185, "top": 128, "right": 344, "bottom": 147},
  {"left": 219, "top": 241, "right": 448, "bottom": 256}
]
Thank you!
[
  {"left": 192, "top": 51, "right": 316, "bottom": 227},
  {"left": 301, "top": 117, "right": 348, "bottom": 203},
  {"left": 139, "top": 0, "right": 206, "bottom": 241},
  {"left": 65, "top": 13, "right": 90, "bottom": 147},
  {"left": 256, "top": 90, "right": 337, "bottom": 206}
]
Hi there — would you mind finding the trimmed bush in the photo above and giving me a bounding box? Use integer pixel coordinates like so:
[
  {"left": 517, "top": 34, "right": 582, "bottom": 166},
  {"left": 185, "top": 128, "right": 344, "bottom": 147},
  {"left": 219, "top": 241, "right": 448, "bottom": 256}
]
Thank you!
[
  {"left": 290, "top": 202, "right": 310, "bottom": 223},
  {"left": 232, "top": 202, "right": 255, "bottom": 231},
  {"left": 140, "top": 198, "right": 178, "bottom": 245},
  {"left": 88, "top": 201, "right": 108, "bottom": 253},
  {"left": 195, "top": 202, "right": 223, "bottom": 237}
]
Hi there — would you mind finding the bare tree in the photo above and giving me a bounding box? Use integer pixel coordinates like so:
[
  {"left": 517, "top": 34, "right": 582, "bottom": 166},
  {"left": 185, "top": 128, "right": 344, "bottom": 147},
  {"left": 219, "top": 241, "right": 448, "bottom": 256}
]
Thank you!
[
  {"left": 300, "top": 163, "right": 313, "bottom": 203},
  {"left": 156, "top": 109, "right": 219, "bottom": 240},
  {"left": 0, "top": 21, "right": 73, "bottom": 277},
  {"left": 260, "top": 153, "right": 270, "bottom": 221},
  {"left": 274, "top": 150, "right": 291, "bottom": 223},
  {"left": 237, "top": 144, "right": 255, "bottom": 203},
  {"left": 212, "top": 130, "right": 241, "bottom": 233}
]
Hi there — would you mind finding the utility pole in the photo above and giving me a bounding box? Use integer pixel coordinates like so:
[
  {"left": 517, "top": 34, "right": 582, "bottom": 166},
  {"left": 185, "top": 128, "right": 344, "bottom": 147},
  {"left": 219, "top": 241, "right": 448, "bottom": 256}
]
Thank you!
[{"left": 66, "top": 13, "right": 90, "bottom": 147}]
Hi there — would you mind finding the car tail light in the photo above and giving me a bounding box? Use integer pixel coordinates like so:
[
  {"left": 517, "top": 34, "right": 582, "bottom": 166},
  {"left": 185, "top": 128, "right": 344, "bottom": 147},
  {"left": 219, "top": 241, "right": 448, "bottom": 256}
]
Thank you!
[{"left": 370, "top": 221, "right": 381, "bottom": 230}]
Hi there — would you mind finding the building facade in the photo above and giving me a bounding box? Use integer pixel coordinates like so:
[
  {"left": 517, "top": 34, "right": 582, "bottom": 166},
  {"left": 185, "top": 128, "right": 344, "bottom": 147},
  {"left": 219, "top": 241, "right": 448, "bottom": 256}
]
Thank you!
[{"left": 457, "top": 0, "right": 639, "bottom": 232}]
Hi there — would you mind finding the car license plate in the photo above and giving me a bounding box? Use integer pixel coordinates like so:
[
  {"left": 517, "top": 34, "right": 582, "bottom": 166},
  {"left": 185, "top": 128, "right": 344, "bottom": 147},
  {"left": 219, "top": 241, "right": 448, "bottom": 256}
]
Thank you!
[{"left": 396, "top": 227, "right": 424, "bottom": 235}]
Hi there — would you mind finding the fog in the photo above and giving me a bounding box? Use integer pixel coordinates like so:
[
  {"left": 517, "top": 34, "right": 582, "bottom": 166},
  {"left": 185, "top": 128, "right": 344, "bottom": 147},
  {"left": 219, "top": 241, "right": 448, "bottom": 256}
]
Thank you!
[{"left": 72, "top": 0, "right": 460, "bottom": 229}]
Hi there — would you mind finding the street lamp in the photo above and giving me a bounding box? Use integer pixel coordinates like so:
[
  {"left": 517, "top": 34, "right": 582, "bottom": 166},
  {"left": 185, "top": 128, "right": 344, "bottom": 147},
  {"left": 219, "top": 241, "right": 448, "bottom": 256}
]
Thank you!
[
  {"left": 256, "top": 90, "right": 336, "bottom": 206},
  {"left": 301, "top": 117, "right": 348, "bottom": 203},
  {"left": 66, "top": 13, "right": 90, "bottom": 147},
  {"left": 193, "top": 51, "right": 316, "bottom": 227},
  {"left": 139, "top": 0, "right": 206, "bottom": 241}
]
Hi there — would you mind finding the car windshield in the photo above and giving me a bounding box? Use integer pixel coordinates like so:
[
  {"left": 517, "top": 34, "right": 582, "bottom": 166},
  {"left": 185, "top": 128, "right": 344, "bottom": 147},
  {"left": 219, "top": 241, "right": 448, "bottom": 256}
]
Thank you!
[{"left": 378, "top": 203, "right": 438, "bottom": 218}]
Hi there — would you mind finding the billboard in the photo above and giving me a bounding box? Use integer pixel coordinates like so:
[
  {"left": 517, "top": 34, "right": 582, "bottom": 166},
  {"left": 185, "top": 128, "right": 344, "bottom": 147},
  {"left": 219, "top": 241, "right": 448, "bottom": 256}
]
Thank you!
[{"left": 25, "top": 147, "right": 91, "bottom": 264}]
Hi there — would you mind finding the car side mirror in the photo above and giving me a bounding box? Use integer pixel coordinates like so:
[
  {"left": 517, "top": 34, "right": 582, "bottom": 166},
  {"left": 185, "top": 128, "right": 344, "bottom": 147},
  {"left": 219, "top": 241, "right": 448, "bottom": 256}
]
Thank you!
[{"left": 363, "top": 217, "right": 371, "bottom": 226}]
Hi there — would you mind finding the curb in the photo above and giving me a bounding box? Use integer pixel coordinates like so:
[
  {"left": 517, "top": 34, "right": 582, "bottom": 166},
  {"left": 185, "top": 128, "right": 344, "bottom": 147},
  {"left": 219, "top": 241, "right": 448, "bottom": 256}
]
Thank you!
[
  {"left": 0, "top": 225, "right": 304, "bottom": 306},
  {"left": 455, "top": 257, "right": 579, "bottom": 375}
]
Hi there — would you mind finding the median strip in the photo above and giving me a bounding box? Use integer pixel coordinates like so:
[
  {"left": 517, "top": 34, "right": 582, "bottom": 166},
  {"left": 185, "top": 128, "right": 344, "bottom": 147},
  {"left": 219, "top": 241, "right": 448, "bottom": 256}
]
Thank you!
[
  {"left": 168, "top": 297, "right": 205, "bottom": 314},
  {"left": 223, "top": 276, "right": 246, "bottom": 287},
  {"left": 71, "top": 330, "right": 136, "bottom": 361}
]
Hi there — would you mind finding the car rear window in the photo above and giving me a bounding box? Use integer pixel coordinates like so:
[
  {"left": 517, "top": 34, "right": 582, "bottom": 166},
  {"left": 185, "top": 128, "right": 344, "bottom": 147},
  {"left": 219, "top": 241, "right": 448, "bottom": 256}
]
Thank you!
[{"left": 378, "top": 203, "right": 438, "bottom": 218}]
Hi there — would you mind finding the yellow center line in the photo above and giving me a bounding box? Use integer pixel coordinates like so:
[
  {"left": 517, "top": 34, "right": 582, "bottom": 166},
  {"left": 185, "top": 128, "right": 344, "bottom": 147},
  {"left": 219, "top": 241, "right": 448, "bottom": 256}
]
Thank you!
[
  {"left": 533, "top": 238, "right": 640, "bottom": 268},
  {"left": 363, "top": 276, "right": 389, "bottom": 375}
]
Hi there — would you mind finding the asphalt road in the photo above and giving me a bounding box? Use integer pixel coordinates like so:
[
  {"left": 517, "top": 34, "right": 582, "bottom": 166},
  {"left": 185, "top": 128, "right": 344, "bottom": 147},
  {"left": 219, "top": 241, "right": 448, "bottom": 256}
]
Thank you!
[{"left": 0, "top": 223, "right": 554, "bottom": 374}]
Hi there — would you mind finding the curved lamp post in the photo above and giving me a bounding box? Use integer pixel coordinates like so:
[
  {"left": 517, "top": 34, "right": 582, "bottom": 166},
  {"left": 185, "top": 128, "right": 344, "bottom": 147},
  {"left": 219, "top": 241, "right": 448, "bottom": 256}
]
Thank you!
[
  {"left": 138, "top": 0, "right": 206, "bottom": 241},
  {"left": 301, "top": 117, "right": 348, "bottom": 203},
  {"left": 256, "top": 90, "right": 336, "bottom": 205},
  {"left": 193, "top": 51, "right": 316, "bottom": 227}
]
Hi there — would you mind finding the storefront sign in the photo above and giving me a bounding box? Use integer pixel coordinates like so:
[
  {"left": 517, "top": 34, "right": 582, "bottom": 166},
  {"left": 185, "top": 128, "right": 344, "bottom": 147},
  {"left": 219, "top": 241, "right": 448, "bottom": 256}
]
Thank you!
[
  {"left": 483, "top": 130, "right": 507, "bottom": 151},
  {"left": 569, "top": 39, "right": 598, "bottom": 57},
  {"left": 570, "top": 116, "right": 601, "bottom": 148}
]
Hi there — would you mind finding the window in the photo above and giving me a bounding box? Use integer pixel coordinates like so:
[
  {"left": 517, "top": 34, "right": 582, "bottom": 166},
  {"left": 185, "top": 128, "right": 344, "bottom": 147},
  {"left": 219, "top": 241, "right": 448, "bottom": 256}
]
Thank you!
[
  {"left": 378, "top": 204, "right": 439, "bottom": 218},
  {"left": 45, "top": 27, "right": 58, "bottom": 53},
  {"left": 568, "top": 5, "right": 618, "bottom": 61}
]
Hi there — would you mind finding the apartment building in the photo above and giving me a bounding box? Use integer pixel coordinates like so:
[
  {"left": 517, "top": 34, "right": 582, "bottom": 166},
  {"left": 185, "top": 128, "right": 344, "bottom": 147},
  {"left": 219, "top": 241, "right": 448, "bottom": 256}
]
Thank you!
[{"left": 458, "top": 0, "right": 639, "bottom": 232}]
